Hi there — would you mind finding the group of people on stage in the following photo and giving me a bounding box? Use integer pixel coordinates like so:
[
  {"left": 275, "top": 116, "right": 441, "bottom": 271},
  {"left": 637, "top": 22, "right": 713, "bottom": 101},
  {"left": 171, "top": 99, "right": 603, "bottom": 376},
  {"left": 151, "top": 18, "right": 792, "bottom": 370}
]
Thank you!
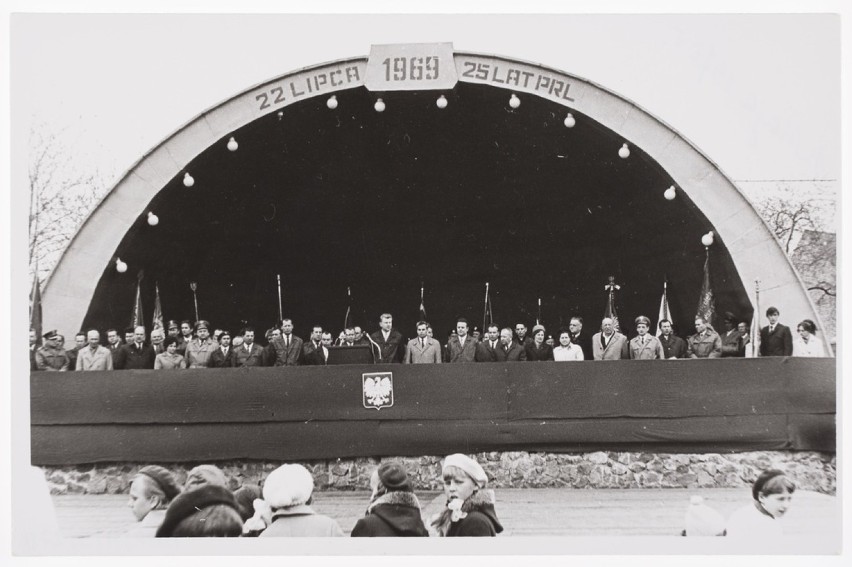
[
  {"left": 29, "top": 306, "right": 826, "bottom": 372},
  {"left": 122, "top": 454, "right": 794, "bottom": 538},
  {"left": 125, "top": 454, "right": 501, "bottom": 538}
]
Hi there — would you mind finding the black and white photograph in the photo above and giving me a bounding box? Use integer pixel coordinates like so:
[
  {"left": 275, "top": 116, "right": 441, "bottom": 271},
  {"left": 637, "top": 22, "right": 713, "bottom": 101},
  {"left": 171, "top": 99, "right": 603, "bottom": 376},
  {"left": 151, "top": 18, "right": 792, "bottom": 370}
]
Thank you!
[{"left": 6, "top": 1, "right": 848, "bottom": 562}]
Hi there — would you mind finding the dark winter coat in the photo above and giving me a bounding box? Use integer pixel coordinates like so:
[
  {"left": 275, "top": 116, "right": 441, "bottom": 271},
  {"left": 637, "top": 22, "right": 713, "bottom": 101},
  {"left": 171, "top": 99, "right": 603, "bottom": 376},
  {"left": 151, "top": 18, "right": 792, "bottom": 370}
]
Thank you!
[
  {"left": 432, "top": 490, "right": 503, "bottom": 537},
  {"left": 350, "top": 491, "right": 429, "bottom": 537}
]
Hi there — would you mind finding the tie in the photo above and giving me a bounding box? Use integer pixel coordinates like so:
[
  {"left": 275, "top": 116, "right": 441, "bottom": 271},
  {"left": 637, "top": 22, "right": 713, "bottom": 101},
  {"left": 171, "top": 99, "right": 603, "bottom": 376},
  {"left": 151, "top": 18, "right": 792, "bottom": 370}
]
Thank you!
[
  {"left": 286, "top": 336, "right": 290, "bottom": 347},
  {"left": 491, "top": 341, "right": 496, "bottom": 349},
  {"left": 421, "top": 339, "right": 425, "bottom": 348},
  {"left": 770, "top": 326, "right": 775, "bottom": 333}
]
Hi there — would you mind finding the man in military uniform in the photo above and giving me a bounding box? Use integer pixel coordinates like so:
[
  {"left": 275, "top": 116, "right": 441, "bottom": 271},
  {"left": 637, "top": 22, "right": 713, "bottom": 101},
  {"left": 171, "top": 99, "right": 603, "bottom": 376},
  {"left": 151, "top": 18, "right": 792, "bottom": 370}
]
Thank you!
[
  {"left": 687, "top": 317, "right": 722, "bottom": 358},
  {"left": 35, "top": 330, "right": 70, "bottom": 371}
]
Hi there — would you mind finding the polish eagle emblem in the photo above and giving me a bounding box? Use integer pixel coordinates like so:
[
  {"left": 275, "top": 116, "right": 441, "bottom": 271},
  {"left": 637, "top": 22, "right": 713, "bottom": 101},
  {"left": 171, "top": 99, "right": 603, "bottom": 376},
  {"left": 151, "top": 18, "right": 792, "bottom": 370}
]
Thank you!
[{"left": 362, "top": 372, "right": 394, "bottom": 410}]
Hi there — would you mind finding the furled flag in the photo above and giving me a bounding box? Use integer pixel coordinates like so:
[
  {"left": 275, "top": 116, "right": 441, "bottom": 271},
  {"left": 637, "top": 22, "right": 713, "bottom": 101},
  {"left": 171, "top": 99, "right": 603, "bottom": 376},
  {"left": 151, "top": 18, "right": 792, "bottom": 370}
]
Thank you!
[
  {"left": 482, "top": 282, "right": 494, "bottom": 331},
  {"left": 152, "top": 282, "right": 164, "bottom": 331},
  {"left": 604, "top": 276, "right": 621, "bottom": 332},
  {"left": 130, "top": 272, "right": 144, "bottom": 328},
  {"left": 656, "top": 280, "right": 671, "bottom": 337},
  {"left": 419, "top": 282, "right": 427, "bottom": 321},
  {"left": 30, "top": 264, "right": 43, "bottom": 339},
  {"left": 695, "top": 250, "right": 716, "bottom": 328},
  {"left": 344, "top": 286, "right": 353, "bottom": 330}
]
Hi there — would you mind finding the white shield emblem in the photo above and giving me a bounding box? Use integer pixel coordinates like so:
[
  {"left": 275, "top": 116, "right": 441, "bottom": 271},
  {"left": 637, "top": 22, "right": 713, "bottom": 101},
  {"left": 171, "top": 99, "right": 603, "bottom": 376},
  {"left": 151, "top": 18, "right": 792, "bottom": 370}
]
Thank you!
[{"left": 362, "top": 372, "right": 394, "bottom": 410}]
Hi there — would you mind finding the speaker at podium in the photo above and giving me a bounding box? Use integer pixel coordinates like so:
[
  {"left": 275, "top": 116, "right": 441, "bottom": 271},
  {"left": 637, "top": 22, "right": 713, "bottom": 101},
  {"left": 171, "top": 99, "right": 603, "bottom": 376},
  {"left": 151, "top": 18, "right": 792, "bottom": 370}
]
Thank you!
[{"left": 326, "top": 345, "right": 374, "bottom": 365}]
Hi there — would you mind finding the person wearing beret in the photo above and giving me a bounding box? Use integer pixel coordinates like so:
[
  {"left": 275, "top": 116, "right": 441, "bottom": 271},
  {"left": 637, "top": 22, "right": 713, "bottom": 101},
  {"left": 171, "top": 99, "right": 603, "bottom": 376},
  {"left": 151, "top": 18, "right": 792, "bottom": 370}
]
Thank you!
[
  {"left": 125, "top": 465, "right": 181, "bottom": 537},
  {"left": 431, "top": 454, "right": 503, "bottom": 537},
  {"left": 351, "top": 461, "right": 428, "bottom": 537},
  {"left": 35, "top": 330, "right": 70, "bottom": 371},
  {"left": 720, "top": 312, "right": 746, "bottom": 357},
  {"left": 726, "top": 469, "right": 796, "bottom": 538},
  {"left": 155, "top": 484, "right": 243, "bottom": 537},
  {"left": 524, "top": 325, "right": 554, "bottom": 361},
  {"left": 258, "top": 464, "right": 344, "bottom": 537},
  {"left": 626, "top": 316, "right": 665, "bottom": 360}
]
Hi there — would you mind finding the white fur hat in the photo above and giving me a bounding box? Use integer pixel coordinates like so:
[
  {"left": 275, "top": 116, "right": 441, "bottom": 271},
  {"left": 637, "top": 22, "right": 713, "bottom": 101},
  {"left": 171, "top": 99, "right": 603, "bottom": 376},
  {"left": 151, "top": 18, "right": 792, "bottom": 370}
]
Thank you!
[
  {"left": 442, "top": 454, "right": 488, "bottom": 488},
  {"left": 262, "top": 464, "right": 314, "bottom": 508}
]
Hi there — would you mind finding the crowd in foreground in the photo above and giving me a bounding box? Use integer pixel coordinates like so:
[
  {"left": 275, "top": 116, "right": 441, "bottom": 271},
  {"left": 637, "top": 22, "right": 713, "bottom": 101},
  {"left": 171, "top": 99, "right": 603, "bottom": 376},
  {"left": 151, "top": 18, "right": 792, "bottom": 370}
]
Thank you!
[
  {"left": 119, "top": 456, "right": 795, "bottom": 538},
  {"left": 30, "top": 306, "right": 825, "bottom": 371}
]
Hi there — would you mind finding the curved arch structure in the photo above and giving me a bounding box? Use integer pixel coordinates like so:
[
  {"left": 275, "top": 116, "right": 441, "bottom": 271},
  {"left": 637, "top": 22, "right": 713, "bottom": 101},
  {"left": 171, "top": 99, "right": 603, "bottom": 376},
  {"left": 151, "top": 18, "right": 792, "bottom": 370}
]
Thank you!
[{"left": 42, "top": 47, "right": 830, "bottom": 355}]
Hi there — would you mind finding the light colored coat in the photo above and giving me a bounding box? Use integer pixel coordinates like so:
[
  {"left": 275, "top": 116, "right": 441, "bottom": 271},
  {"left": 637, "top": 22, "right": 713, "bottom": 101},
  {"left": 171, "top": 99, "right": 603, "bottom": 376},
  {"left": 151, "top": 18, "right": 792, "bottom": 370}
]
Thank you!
[
  {"left": 627, "top": 335, "right": 665, "bottom": 360},
  {"left": 259, "top": 505, "right": 344, "bottom": 537},
  {"left": 592, "top": 332, "right": 628, "bottom": 360},
  {"left": 404, "top": 337, "right": 442, "bottom": 363},
  {"left": 687, "top": 330, "right": 722, "bottom": 358},
  {"left": 184, "top": 338, "right": 219, "bottom": 368},
  {"left": 75, "top": 345, "right": 114, "bottom": 371}
]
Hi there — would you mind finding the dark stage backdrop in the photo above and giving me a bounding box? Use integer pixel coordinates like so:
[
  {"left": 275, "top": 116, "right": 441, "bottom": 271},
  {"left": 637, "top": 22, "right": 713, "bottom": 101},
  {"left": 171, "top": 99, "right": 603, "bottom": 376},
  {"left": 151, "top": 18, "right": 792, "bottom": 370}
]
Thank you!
[
  {"left": 80, "top": 83, "right": 749, "bottom": 341},
  {"left": 31, "top": 358, "right": 834, "bottom": 465}
]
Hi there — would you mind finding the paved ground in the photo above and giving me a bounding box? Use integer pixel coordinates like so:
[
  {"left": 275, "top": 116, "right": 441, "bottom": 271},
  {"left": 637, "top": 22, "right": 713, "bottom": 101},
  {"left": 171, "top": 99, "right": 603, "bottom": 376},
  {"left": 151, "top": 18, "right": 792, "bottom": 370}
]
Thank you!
[{"left": 52, "top": 487, "right": 838, "bottom": 538}]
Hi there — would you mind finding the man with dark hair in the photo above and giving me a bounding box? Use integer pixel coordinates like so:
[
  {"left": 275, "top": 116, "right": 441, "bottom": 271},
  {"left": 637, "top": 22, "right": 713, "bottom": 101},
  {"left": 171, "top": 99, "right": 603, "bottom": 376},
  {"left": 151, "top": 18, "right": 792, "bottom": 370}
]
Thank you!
[
  {"left": 404, "top": 321, "right": 442, "bottom": 364},
  {"left": 302, "top": 326, "right": 327, "bottom": 366},
  {"left": 208, "top": 330, "right": 234, "bottom": 368},
  {"left": 445, "top": 318, "right": 477, "bottom": 363},
  {"left": 115, "top": 325, "right": 156, "bottom": 369},
  {"left": 475, "top": 324, "right": 501, "bottom": 362},
  {"left": 106, "top": 328, "right": 123, "bottom": 366},
  {"left": 568, "top": 316, "right": 593, "bottom": 361},
  {"left": 759, "top": 307, "right": 793, "bottom": 357},
  {"left": 370, "top": 313, "right": 405, "bottom": 363},
  {"left": 124, "top": 327, "right": 136, "bottom": 346},
  {"left": 67, "top": 332, "right": 87, "bottom": 371},
  {"left": 687, "top": 317, "right": 722, "bottom": 358},
  {"left": 340, "top": 327, "right": 356, "bottom": 347},
  {"left": 514, "top": 323, "right": 533, "bottom": 348},
  {"left": 233, "top": 327, "right": 264, "bottom": 367},
  {"left": 262, "top": 326, "right": 282, "bottom": 366},
  {"left": 177, "top": 320, "right": 194, "bottom": 356},
  {"left": 658, "top": 319, "right": 688, "bottom": 359},
  {"left": 353, "top": 326, "right": 370, "bottom": 346}
]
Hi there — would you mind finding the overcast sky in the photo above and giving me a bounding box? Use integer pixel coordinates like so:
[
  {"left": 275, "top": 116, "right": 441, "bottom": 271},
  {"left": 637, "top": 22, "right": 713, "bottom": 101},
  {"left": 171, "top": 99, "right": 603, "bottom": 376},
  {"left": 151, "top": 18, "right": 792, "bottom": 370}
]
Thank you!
[{"left": 11, "top": 11, "right": 841, "bottom": 187}]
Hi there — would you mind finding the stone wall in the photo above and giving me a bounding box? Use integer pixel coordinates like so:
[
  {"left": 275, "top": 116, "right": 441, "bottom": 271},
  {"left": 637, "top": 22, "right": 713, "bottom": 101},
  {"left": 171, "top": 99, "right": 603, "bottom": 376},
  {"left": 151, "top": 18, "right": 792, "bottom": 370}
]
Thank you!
[{"left": 42, "top": 450, "right": 836, "bottom": 496}]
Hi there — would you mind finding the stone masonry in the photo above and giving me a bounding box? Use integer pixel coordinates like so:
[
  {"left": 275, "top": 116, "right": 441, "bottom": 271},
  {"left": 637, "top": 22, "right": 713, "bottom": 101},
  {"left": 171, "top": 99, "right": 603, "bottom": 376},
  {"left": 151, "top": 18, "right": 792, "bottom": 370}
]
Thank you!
[{"left": 42, "top": 450, "right": 836, "bottom": 496}]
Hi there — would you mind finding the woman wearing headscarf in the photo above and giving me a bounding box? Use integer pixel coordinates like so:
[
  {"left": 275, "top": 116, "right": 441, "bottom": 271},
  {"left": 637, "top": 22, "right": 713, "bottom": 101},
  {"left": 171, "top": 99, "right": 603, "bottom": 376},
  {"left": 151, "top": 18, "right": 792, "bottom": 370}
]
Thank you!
[
  {"left": 351, "top": 461, "right": 428, "bottom": 537},
  {"left": 431, "top": 453, "right": 503, "bottom": 537}
]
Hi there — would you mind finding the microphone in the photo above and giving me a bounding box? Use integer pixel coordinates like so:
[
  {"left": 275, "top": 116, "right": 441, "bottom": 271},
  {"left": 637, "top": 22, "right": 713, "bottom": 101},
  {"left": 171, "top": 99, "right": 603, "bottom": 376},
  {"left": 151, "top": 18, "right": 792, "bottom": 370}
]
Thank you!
[{"left": 365, "top": 330, "right": 383, "bottom": 363}]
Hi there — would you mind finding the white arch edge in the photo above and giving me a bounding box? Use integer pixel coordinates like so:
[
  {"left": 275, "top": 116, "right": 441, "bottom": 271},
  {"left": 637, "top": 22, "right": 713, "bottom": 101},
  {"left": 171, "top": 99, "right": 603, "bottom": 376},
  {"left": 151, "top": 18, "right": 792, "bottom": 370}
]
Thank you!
[{"left": 41, "top": 50, "right": 831, "bottom": 356}]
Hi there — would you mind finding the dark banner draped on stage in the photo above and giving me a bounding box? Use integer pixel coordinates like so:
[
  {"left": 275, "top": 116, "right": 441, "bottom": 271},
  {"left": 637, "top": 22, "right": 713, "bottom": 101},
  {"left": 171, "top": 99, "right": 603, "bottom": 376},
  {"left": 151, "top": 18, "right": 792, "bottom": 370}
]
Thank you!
[{"left": 30, "top": 358, "right": 834, "bottom": 465}]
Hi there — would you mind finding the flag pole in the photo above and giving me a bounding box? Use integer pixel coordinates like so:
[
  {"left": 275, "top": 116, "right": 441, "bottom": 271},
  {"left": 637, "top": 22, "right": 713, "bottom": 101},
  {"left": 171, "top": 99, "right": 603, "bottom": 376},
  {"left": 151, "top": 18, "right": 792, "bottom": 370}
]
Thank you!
[
  {"left": 752, "top": 279, "right": 761, "bottom": 357},
  {"left": 482, "top": 282, "right": 490, "bottom": 331},
  {"left": 277, "top": 274, "right": 283, "bottom": 322},
  {"left": 344, "top": 286, "right": 352, "bottom": 330},
  {"left": 537, "top": 297, "right": 541, "bottom": 326},
  {"left": 189, "top": 281, "right": 199, "bottom": 321}
]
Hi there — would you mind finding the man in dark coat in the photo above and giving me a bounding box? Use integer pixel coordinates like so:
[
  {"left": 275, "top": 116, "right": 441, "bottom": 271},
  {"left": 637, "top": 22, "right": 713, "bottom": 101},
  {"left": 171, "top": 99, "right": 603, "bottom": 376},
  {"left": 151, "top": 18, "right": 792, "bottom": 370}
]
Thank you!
[
  {"left": 445, "top": 318, "right": 478, "bottom": 363},
  {"left": 233, "top": 328, "right": 265, "bottom": 367},
  {"left": 370, "top": 313, "right": 405, "bottom": 363},
  {"left": 115, "top": 325, "right": 155, "bottom": 369},
  {"left": 351, "top": 462, "right": 428, "bottom": 537},
  {"left": 567, "top": 317, "right": 594, "bottom": 361},
  {"left": 658, "top": 319, "right": 688, "bottom": 359},
  {"left": 66, "top": 332, "right": 87, "bottom": 371},
  {"left": 495, "top": 328, "right": 526, "bottom": 362},
  {"left": 106, "top": 328, "right": 123, "bottom": 366},
  {"left": 208, "top": 330, "right": 234, "bottom": 368},
  {"left": 759, "top": 306, "right": 793, "bottom": 357},
  {"left": 271, "top": 319, "right": 303, "bottom": 366},
  {"left": 301, "top": 326, "right": 327, "bottom": 366},
  {"left": 514, "top": 323, "right": 534, "bottom": 348},
  {"left": 475, "top": 325, "right": 500, "bottom": 362}
]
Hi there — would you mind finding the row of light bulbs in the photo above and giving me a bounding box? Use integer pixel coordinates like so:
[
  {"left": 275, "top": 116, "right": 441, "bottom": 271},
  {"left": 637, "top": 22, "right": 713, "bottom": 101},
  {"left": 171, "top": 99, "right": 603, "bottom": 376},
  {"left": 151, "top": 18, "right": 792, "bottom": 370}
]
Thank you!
[{"left": 123, "top": 93, "right": 702, "bottom": 273}]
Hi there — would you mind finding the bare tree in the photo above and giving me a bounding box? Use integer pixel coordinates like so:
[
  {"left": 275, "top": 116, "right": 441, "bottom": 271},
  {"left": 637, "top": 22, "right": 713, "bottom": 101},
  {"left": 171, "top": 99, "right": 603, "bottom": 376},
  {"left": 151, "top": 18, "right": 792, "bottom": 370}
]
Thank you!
[
  {"left": 29, "top": 123, "right": 109, "bottom": 283},
  {"left": 756, "top": 197, "right": 816, "bottom": 254}
]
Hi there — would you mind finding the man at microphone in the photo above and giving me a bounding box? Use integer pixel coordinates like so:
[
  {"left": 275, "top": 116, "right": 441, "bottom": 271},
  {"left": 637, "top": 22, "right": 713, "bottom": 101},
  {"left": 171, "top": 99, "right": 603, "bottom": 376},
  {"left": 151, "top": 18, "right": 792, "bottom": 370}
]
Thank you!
[{"left": 370, "top": 313, "right": 405, "bottom": 363}]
